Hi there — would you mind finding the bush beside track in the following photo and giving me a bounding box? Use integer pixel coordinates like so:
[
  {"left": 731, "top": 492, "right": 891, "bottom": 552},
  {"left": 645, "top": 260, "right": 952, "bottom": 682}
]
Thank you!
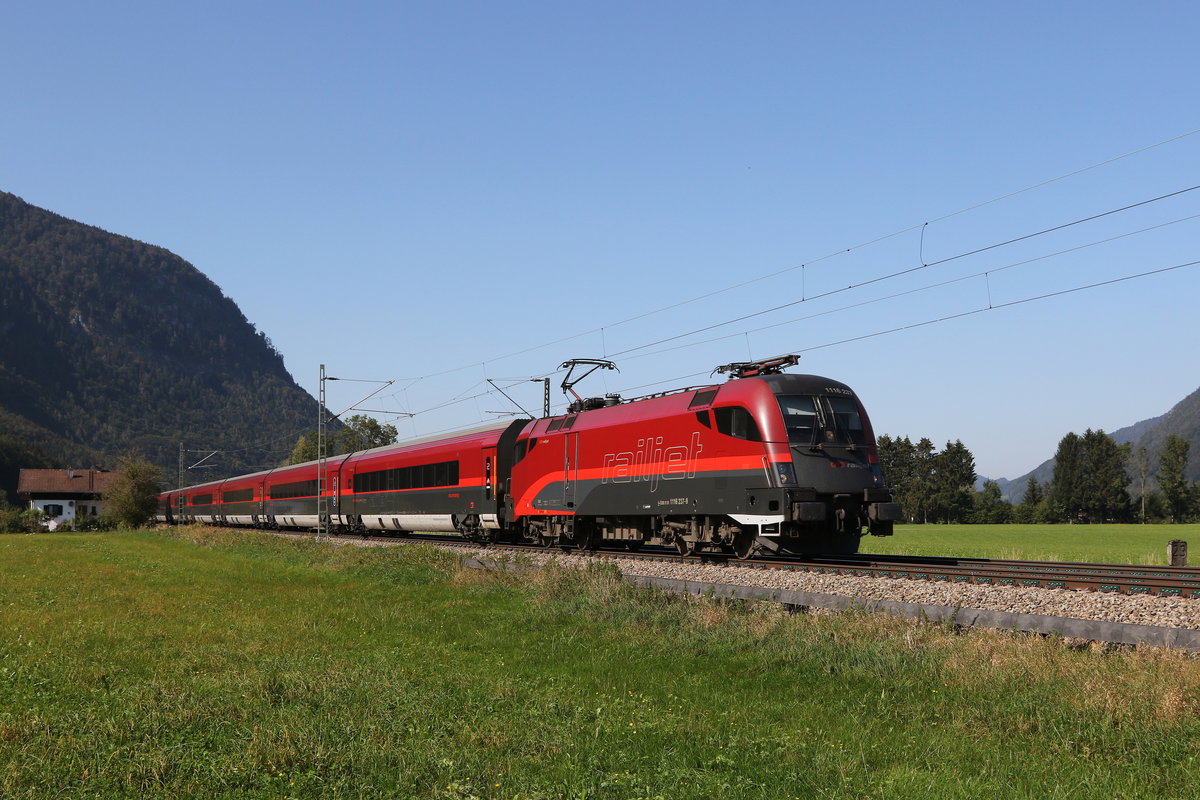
[{"left": 1, "top": 527, "right": 1199, "bottom": 799}]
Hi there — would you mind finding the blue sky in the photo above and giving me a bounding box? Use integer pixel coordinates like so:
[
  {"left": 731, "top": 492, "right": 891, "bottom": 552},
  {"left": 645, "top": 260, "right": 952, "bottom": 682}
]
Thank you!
[{"left": 3, "top": 1, "right": 1198, "bottom": 479}]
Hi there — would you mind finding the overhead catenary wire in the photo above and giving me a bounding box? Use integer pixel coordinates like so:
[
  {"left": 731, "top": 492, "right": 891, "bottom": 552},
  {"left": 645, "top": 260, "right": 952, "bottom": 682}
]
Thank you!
[
  {"left": 188, "top": 247, "right": 1199, "bottom": 463},
  {"left": 183, "top": 130, "right": 1200, "bottom": 455},
  {"left": 608, "top": 258, "right": 1200, "bottom": 397},
  {"left": 396, "top": 128, "right": 1200, "bottom": 383},
  {"left": 602, "top": 184, "right": 1200, "bottom": 361},
  {"left": 611, "top": 211, "right": 1200, "bottom": 364},
  {"left": 392, "top": 180, "right": 1200, "bottom": 423},
  {"left": 360, "top": 252, "right": 1200, "bottom": 421},
  {"left": 203, "top": 197, "right": 1200, "bottom": 455}
]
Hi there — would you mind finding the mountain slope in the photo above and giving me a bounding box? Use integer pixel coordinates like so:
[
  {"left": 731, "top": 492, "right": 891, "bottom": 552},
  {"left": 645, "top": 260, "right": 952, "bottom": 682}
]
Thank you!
[
  {"left": 1128, "top": 386, "right": 1200, "bottom": 482},
  {"left": 995, "top": 387, "right": 1200, "bottom": 500},
  {"left": 0, "top": 191, "right": 318, "bottom": 494}
]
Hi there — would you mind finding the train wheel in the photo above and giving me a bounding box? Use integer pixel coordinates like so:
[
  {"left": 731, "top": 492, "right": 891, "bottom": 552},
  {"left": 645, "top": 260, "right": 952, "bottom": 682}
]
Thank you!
[
  {"left": 732, "top": 531, "right": 756, "bottom": 560},
  {"left": 573, "top": 523, "right": 600, "bottom": 551}
]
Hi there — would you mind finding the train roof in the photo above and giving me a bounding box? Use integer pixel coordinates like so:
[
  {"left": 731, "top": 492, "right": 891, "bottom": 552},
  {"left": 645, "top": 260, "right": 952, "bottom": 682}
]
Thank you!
[
  {"left": 565, "top": 372, "right": 858, "bottom": 414},
  {"left": 754, "top": 373, "right": 858, "bottom": 395},
  {"left": 169, "top": 420, "right": 527, "bottom": 494}
]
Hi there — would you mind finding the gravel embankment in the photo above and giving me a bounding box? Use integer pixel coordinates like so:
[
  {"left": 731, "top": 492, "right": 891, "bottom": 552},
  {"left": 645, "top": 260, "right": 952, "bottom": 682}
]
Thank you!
[
  {"left": 446, "top": 544, "right": 1200, "bottom": 631},
  {"left": 293, "top": 531, "right": 1200, "bottom": 632}
]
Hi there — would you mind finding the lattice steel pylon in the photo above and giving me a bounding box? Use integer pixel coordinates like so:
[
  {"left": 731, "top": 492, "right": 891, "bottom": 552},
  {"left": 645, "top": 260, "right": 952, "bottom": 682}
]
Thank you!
[
  {"left": 315, "top": 365, "right": 397, "bottom": 541},
  {"left": 317, "top": 363, "right": 328, "bottom": 540}
]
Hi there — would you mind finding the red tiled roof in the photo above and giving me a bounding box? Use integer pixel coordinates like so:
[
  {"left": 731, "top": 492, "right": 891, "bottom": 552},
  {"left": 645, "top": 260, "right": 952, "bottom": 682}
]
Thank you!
[{"left": 16, "top": 469, "right": 122, "bottom": 497}]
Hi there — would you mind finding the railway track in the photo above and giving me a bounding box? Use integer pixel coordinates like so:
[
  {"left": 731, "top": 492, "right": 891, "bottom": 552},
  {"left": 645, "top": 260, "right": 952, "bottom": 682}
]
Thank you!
[
  {"left": 328, "top": 530, "right": 1200, "bottom": 600},
  {"left": 256, "top": 527, "right": 1200, "bottom": 650}
]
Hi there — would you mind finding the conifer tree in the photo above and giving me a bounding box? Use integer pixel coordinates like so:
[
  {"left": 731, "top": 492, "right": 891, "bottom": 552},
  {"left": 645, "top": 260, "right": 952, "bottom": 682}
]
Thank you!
[{"left": 1159, "top": 435, "right": 1194, "bottom": 522}]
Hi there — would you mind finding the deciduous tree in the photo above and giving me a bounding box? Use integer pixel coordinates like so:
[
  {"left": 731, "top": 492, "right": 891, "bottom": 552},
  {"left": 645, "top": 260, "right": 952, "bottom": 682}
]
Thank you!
[
  {"left": 103, "top": 458, "right": 163, "bottom": 529},
  {"left": 334, "top": 414, "right": 399, "bottom": 454},
  {"left": 971, "top": 479, "right": 1012, "bottom": 523},
  {"left": 284, "top": 434, "right": 316, "bottom": 466}
]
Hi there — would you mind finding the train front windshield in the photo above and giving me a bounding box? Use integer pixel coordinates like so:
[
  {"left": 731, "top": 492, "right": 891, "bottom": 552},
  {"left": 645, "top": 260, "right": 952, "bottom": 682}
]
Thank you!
[{"left": 778, "top": 395, "right": 868, "bottom": 447}]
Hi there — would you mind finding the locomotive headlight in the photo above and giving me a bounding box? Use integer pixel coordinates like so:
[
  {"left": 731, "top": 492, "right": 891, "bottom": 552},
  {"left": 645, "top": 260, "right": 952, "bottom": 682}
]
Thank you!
[{"left": 775, "top": 462, "right": 798, "bottom": 487}]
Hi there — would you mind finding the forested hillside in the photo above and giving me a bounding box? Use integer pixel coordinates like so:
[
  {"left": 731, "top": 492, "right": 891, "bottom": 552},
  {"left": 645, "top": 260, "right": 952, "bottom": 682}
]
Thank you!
[
  {"left": 0, "top": 192, "right": 319, "bottom": 500},
  {"left": 1126, "top": 385, "right": 1200, "bottom": 483},
  {"left": 994, "top": 386, "right": 1200, "bottom": 501}
]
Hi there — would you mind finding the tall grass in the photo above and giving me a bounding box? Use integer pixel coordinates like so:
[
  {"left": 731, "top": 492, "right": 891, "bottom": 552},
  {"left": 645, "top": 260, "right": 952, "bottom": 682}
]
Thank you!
[{"left": 1, "top": 527, "right": 1198, "bottom": 799}]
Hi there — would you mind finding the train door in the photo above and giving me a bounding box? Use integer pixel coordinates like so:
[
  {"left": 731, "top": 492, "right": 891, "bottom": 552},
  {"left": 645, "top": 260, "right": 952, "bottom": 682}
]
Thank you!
[
  {"left": 256, "top": 477, "right": 266, "bottom": 525},
  {"left": 564, "top": 432, "right": 579, "bottom": 508},
  {"left": 331, "top": 473, "right": 340, "bottom": 521},
  {"left": 343, "top": 467, "right": 356, "bottom": 526},
  {"left": 481, "top": 446, "right": 496, "bottom": 504}
]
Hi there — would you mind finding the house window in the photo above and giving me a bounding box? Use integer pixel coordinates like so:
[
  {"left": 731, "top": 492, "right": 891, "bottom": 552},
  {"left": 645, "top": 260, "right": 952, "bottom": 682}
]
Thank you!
[{"left": 45, "top": 504, "right": 63, "bottom": 517}]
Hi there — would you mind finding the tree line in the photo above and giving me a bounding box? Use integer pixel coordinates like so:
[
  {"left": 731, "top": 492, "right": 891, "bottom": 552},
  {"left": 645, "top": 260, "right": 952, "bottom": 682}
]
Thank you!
[
  {"left": 878, "top": 432, "right": 1198, "bottom": 524},
  {"left": 283, "top": 415, "right": 400, "bottom": 465}
]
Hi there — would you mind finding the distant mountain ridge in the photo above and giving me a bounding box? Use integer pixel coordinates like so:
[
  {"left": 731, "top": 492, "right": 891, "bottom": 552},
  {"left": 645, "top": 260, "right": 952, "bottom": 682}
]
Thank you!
[
  {"left": 0, "top": 191, "right": 319, "bottom": 499},
  {"left": 990, "top": 387, "right": 1200, "bottom": 500}
]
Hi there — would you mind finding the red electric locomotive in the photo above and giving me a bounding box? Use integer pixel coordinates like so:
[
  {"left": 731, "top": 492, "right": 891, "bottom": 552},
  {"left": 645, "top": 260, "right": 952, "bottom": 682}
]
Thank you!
[
  {"left": 506, "top": 356, "right": 899, "bottom": 556},
  {"left": 159, "top": 356, "right": 900, "bottom": 556}
]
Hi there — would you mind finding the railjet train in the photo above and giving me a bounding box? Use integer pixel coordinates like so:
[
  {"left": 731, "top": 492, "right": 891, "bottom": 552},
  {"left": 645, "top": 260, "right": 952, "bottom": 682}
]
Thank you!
[{"left": 158, "top": 356, "right": 901, "bottom": 556}]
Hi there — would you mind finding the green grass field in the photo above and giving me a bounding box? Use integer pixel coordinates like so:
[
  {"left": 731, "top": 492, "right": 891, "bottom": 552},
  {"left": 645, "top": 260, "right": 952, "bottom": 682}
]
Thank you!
[
  {"left": 867, "top": 523, "right": 1200, "bottom": 564},
  {"left": 2, "top": 527, "right": 1199, "bottom": 799}
]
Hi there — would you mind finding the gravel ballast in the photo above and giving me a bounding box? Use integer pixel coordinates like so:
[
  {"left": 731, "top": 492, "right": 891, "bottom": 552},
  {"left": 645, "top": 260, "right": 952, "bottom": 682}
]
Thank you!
[{"left": 297, "top": 532, "right": 1200, "bottom": 648}]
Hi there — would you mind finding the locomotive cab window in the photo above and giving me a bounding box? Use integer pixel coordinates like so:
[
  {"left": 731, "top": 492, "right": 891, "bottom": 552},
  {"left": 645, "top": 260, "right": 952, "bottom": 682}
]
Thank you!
[
  {"left": 778, "top": 395, "right": 868, "bottom": 447},
  {"left": 827, "top": 396, "right": 868, "bottom": 446},
  {"left": 513, "top": 435, "right": 539, "bottom": 464},
  {"left": 713, "top": 406, "right": 761, "bottom": 442},
  {"left": 778, "top": 395, "right": 819, "bottom": 442}
]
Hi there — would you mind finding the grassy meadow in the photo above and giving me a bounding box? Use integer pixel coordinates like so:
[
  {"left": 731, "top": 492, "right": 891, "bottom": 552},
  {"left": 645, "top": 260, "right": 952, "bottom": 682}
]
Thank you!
[
  {"left": 868, "top": 523, "right": 1200, "bottom": 565},
  {"left": 2, "top": 527, "right": 1199, "bottom": 799}
]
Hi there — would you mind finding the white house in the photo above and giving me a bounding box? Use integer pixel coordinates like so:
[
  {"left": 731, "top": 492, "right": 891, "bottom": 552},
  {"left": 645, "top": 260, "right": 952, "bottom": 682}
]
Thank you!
[{"left": 16, "top": 468, "right": 120, "bottom": 530}]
